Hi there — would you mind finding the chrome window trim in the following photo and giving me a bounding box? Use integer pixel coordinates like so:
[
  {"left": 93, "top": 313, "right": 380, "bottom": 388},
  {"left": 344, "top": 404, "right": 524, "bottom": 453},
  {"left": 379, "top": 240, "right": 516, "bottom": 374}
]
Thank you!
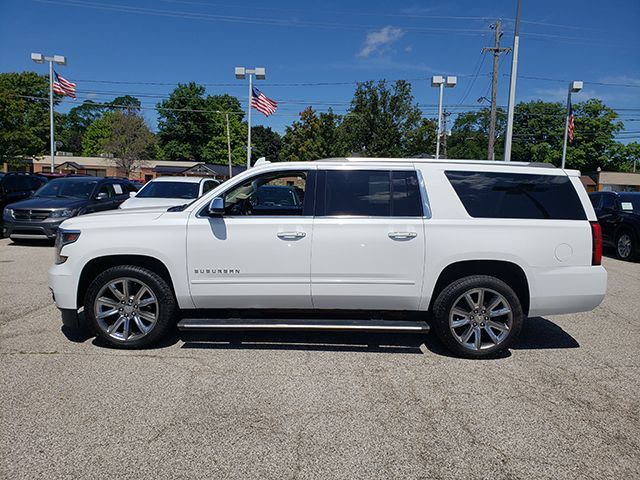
[{"left": 416, "top": 168, "right": 432, "bottom": 219}]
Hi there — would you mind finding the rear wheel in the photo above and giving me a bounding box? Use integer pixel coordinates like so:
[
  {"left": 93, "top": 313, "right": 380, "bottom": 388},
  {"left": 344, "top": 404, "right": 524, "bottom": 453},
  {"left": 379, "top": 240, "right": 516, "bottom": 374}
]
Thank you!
[
  {"left": 432, "top": 275, "right": 523, "bottom": 359},
  {"left": 84, "top": 265, "right": 176, "bottom": 348},
  {"left": 616, "top": 230, "right": 637, "bottom": 261}
]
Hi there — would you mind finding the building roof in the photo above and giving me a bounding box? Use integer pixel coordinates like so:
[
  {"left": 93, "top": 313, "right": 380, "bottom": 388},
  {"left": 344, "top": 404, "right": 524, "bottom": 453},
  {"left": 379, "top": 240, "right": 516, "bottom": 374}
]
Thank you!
[
  {"left": 147, "top": 176, "right": 207, "bottom": 183},
  {"left": 579, "top": 175, "right": 596, "bottom": 187},
  {"left": 598, "top": 171, "right": 640, "bottom": 187}
]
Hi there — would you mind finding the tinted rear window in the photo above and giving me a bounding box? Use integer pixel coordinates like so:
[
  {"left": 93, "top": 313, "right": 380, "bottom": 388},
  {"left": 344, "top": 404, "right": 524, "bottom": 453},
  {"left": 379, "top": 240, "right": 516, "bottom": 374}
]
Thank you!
[
  {"left": 445, "top": 171, "right": 586, "bottom": 220},
  {"left": 323, "top": 170, "right": 423, "bottom": 217}
]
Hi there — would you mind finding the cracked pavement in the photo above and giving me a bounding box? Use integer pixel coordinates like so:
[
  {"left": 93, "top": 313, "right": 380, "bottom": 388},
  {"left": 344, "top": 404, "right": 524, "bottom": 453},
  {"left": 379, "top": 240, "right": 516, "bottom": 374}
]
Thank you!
[{"left": 0, "top": 238, "right": 639, "bottom": 479}]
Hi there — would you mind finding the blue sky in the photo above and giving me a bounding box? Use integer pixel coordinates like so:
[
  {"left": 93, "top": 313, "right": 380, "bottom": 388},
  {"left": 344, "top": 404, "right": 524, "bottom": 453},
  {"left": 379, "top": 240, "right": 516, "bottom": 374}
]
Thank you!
[{"left": 1, "top": 0, "right": 639, "bottom": 142}]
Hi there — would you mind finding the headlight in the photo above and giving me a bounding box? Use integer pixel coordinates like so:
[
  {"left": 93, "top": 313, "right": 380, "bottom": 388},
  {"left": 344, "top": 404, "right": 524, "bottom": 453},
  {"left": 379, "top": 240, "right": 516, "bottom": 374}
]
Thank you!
[
  {"left": 49, "top": 209, "right": 77, "bottom": 219},
  {"left": 54, "top": 229, "right": 81, "bottom": 265},
  {"left": 2, "top": 208, "right": 13, "bottom": 220}
]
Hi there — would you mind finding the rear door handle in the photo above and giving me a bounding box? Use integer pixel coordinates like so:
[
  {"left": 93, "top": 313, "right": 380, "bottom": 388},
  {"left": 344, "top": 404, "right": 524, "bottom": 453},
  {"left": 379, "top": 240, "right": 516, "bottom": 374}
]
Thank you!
[
  {"left": 388, "top": 231, "right": 417, "bottom": 240},
  {"left": 277, "top": 231, "right": 306, "bottom": 239}
]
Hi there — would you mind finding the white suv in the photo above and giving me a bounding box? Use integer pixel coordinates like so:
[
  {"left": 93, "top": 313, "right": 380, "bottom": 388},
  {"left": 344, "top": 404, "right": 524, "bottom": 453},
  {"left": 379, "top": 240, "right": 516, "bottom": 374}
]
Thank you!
[
  {"left": 119, "top": 176, "right": 220, "bottom": 210},
  {"left": 49, "top": 158, "right": 607, "bottom": 358}
]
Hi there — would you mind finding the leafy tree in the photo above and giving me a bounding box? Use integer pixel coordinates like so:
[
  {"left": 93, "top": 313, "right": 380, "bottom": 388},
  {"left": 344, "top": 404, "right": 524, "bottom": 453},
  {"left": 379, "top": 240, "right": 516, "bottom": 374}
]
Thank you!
[
  {"left": 511, "top": 101, "right": 566, "bottom": 165},
  {"left": 564, "top": 99, "right": 624, "bottom": 171},
  {"left": 280, "top": 107, "right": 345, "bottom": 162},
  {"left": 251, "top": 126, "right": 282, "bottom": 162},
  {"left": 0, "top": 72, "right": 52, "bottom": 167},
  {"left": 157, "top": 83, "right": 246, "bottom": 164},
  {"left": 448, "top": 108, "right": 506, "bottom": 160},
  {"left": 403, "top": 118, "right": 438, "bottom": 157},
  {"left": 103, "top": 111, "right": 155, "bottom": 177},
  {"left": 108, "top": 95, "right": 142, "bottom": 113},
  {"left": 58, "top": 100, "right": 105, "bottom": 154},
  {"left": 340, "top": 80, "right": 422, "bottom": 157},
  {"left": 82, "top": 111, "right": 117, "bottom": 156}
]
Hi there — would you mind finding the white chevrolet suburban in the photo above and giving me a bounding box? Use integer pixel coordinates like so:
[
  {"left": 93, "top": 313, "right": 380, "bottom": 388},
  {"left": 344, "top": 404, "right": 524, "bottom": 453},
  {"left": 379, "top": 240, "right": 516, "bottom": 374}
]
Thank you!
[{"left": 49, "top": 158, "right": 607, "bottom": 358}]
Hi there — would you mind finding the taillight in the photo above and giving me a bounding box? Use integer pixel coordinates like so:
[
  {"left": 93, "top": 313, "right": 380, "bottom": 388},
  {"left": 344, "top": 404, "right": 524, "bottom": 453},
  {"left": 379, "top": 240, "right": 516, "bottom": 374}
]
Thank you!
[{"left": 590, "top": 221, "right": 602, "bottom": 266}]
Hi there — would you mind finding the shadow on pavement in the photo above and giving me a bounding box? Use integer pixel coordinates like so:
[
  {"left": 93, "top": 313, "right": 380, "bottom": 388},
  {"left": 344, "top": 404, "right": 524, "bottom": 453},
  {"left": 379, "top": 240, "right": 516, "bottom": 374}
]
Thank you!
[{"left": 512, "top": 316, "right": 580, "bottom": 350}]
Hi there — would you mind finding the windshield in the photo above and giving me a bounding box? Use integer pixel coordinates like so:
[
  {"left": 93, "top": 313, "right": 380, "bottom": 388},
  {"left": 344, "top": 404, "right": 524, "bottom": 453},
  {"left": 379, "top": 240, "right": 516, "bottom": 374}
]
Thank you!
[
  {"left": 619, "top": 194, "right": 640, "bottom": 213},
  {"left": 136, "top": 181, "right": 200, "bottom": 199},
  {"left": 34, "top": 179, "right": 98, "bottom": 199}
]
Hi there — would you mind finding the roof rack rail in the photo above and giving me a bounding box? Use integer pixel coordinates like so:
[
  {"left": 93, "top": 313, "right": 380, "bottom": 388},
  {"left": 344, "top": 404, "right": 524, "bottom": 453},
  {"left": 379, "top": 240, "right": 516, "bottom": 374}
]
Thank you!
[{"left": 314, "top": 157, "right": 558, "bottom": 168}]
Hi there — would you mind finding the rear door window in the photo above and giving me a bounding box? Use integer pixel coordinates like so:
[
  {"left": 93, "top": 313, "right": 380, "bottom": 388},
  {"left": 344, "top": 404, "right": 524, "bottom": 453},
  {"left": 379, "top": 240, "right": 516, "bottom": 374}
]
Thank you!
[
  {"left": 445, "top": 171, "right": 586, "bottom": 220},
  {"left": 321, "top": 170, "right": 422, "bottom": 217}
]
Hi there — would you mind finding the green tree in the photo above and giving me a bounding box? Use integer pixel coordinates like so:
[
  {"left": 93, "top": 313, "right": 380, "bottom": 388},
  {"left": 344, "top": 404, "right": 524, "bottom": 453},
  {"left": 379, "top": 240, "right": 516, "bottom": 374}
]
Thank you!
[
  {"left": 280, "top": 107, "right": 345, "bottom": 162},
  {"left": 103, "top": 111, "right": 155, "bottom": 177},
  {"left": 108, "top": 95, "right": 142, "bottom": 113},
  {"left": 0, "top": 72, "right": 52, "bottom": 167},
  {"left": 448, "top": 108, "right": 506, "bottom": 160},
  {"left": 403, "top": 118, "right": 438, "bottom": 157},
  {"left": 340, "top": 80, "right": 422, "bottom": 157},
  {"left": 58, "top": 100, "right": 105, "bottom": 154},
  {"left": 251, "top": 126, "right": 282, "bottom": 162},
  {"left": 157, "top": 83, "right": 246, "bottom": 164},
  {"left": 511, "top": 101, "right": 566, "bottom": 165},
  {"left": 82, "top": 111, "right": 117, "bottom": 156}
]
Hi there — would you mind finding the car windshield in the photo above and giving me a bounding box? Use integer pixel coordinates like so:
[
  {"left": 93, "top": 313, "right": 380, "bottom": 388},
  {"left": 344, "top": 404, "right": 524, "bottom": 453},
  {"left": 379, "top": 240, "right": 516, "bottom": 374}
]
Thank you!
[
  {"left": 136, "top": 181, "right": 200, "bottom": 199},
  {"left": 619, "top": 194, "right": 640, "bottom": 213},
  {"left": 34, "top": 179, "right": 98, "bottom": 199}
]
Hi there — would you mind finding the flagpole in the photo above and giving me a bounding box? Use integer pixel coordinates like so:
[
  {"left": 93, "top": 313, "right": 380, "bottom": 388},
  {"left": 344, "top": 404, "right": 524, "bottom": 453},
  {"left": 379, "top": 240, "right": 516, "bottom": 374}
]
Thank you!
[
  {"left": 247, "top": 73, "right": 252, "bottom": 169},
  {"left": 561, "top": 90, "right": 571, "bottom": 170},
  {"left": 48, "top": 60, "right": 55, "bottom": 173}
]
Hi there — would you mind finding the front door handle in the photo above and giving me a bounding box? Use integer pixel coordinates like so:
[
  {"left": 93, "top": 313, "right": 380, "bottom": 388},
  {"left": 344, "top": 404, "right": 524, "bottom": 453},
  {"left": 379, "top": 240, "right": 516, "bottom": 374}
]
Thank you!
[
  {"left": 388, "top": 231, "right": 417, "bottom": 240},
  {"left": 277, "top": 231, "right": 306, "bottom": 239}
]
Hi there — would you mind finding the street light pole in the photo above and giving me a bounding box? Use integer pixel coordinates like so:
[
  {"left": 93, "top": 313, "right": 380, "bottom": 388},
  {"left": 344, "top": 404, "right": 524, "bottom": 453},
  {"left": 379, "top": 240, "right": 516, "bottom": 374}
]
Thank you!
[
  {"left": 235, "top": 66, "right": 266, "bottom": 169},
  {"left": 561, "top": 81, "right": 583, "bottom": 169},
  {"left": 503, "top": 0, "right": 521, "bottom": 162},
  {"left": 225, "top": 113, "right": 233, "bottom": 178},
  {"left": 431, "top": 75, "right": 457, "bottom": 160},
  {"left": 31, "top": 53, "right": 66, "bottom": 173}
]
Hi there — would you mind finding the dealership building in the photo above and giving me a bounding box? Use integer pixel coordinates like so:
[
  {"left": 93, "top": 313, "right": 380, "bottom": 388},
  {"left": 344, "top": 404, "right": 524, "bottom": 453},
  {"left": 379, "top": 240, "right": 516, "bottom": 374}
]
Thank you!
[{"left": 22, "top": 155, "right": 246, "bottom": 182}]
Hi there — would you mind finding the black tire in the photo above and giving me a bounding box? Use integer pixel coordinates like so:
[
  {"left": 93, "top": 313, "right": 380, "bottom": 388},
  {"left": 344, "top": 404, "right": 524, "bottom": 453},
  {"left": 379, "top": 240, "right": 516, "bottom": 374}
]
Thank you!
[
  {"left": 615, "top": 229, "right": 638, "bottom": 261},
  {"left": 431, "top": 275, "right": 523, "bottom": 359},
  {"left": 84, "top": 265, "right": 176, "bottom": 349}
]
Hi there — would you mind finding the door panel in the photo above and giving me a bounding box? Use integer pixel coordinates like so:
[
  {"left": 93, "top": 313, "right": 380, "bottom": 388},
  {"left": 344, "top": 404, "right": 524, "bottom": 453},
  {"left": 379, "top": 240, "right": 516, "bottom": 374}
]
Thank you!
[
  {"left": 311, "top": 218, "right": 425, "bottom": 310},
  {"left": 187, "top": 216, "right": 313, "bottom": 308}
]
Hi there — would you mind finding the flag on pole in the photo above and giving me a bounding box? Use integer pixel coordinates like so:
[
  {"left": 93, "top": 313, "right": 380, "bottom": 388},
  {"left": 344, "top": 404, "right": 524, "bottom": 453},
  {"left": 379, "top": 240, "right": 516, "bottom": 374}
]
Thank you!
[
  {"left": 251, "top": 87, "right": 277, "bottom": 117},
  {"left": 568, "top": 98, "right": 575, "bottom": 144},
  {"left": 52, "top": 71, "right": 76, "bottom": 99}
]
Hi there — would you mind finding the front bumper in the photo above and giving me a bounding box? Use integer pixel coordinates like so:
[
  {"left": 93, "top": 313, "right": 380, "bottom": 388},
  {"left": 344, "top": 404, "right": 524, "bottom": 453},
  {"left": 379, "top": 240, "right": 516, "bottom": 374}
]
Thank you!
[{"left": 3, "top": 218, "right": 65, "bottom": 240}]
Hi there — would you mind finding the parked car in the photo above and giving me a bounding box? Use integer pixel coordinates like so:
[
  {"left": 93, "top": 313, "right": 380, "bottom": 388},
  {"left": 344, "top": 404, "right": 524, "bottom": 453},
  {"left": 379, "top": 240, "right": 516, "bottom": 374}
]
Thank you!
[
  {"left": 589, "top": 191, "right": 640, "bottom": 261},
  {"left": 0, "top": 172, "right": 48, "bottom": 214},
  {"left": 2, "top": 176, "right": 134, "bottom": 241},
  {"left": 49, "top": 158, "right": 607, "bottom": 358},
  {"left": 119, "top": 176, "right": 219, "bottom": 210}
]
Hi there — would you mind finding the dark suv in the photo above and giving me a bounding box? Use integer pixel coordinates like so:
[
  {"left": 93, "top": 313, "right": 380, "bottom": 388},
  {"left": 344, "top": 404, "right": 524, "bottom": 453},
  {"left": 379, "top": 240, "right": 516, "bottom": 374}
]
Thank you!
[
  {"left": 0, "top": 173, "right": 48, "bottom": 213},
  {"left": 2, "top": 176, "right": 136, "bottom": 241},
  {"left": 590, "top": 191, "right": 640, "bottom": 261}
]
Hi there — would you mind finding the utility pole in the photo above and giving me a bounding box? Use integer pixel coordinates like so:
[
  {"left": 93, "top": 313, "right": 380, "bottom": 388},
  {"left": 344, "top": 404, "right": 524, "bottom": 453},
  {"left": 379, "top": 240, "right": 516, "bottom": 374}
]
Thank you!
[
  {"left": 225, "top": 113, "right": 233, "bottom": 178},
  {"left": 482, "top": 20, "right": 510, "bottom": 161},
  {"left": 442, "top": 109, "right": 452, "bottom": 159},
  {"left": 504, "top": 0, "right": 521, "bottom": 161}
]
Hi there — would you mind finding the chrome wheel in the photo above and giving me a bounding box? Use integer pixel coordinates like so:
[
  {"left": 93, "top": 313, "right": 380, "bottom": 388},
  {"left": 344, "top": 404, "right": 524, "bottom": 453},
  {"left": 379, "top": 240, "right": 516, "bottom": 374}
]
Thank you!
[
  {"left": 449, "top": 288, "right": 513, "bottom": 352},
  {"left": 617, "top": 233, "right": 632, "bottom": 259},
  {"left": 94, "top": 277, "right": 159, "bottom": 342}
]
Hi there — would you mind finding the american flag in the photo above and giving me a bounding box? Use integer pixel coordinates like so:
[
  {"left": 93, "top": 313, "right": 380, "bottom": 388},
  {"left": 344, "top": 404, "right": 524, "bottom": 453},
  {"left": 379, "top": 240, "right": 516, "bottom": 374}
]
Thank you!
[
  {"left": 251, "top": 87, "right": 277, "bottom": 116},
  {"left": 568, "top": 98, "right": 575, "bottom": 144},
  {"left": 52, "top": 71, "right": 76, "bottom": 99}
]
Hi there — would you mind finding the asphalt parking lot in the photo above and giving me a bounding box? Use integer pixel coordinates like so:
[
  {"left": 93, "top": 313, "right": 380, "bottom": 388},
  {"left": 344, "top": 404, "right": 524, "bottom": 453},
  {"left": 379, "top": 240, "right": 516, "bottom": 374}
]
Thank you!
[{"left": 0, "top": 238, "right": 638, "bottom": 480}]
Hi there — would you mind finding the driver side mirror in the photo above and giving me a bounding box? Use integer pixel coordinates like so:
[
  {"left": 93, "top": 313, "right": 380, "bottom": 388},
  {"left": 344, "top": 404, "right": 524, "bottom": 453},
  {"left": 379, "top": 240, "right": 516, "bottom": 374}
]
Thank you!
[
  {"left": 96, "top": 192, "right": 109, "bottom": 201},
  {"left": 207, "top": 196, "right": 225, "bottom": 216}
]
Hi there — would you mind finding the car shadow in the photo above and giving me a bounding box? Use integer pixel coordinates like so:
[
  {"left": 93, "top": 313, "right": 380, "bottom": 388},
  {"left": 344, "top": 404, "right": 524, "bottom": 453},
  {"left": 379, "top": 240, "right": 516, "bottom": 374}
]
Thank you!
[
  {"left": 6, "top": 239, "right": 54, "bottom": 247},
  {"left": 62, "top": 315, "right": 579, "bottom": 357}
]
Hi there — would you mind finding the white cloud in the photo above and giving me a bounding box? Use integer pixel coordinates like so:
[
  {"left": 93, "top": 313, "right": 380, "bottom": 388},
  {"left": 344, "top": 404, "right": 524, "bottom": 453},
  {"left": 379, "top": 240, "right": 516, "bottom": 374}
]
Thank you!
[{"left": 358, "top": 26, "right": 404, "bottom": 58}]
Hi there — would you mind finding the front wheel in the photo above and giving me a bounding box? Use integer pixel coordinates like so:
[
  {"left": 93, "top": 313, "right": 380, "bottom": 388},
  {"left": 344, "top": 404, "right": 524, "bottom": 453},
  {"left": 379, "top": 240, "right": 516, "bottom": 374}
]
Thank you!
[
  {"left": 432, "top": 275, "right": 523, "bottom": 359},
  {"left": 84, "top": 265, "right": 176, "bottom": 348}
]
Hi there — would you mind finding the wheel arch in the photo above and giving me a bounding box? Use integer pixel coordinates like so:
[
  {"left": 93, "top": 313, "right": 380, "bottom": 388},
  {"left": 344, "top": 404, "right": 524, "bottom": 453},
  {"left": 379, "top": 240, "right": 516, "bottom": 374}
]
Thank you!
[
  {"left": 77, "top": 254, "right": 176, "bottom": 308},
  {"left": 429, "top": 260, "right": 530, "bottom": 315}
]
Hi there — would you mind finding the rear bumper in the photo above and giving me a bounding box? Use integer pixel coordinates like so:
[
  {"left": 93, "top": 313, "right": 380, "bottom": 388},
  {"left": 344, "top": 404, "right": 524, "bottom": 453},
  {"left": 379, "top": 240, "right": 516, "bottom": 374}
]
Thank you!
[{"left": 528, "top": 265, "right": 607, "bottom": 317}]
